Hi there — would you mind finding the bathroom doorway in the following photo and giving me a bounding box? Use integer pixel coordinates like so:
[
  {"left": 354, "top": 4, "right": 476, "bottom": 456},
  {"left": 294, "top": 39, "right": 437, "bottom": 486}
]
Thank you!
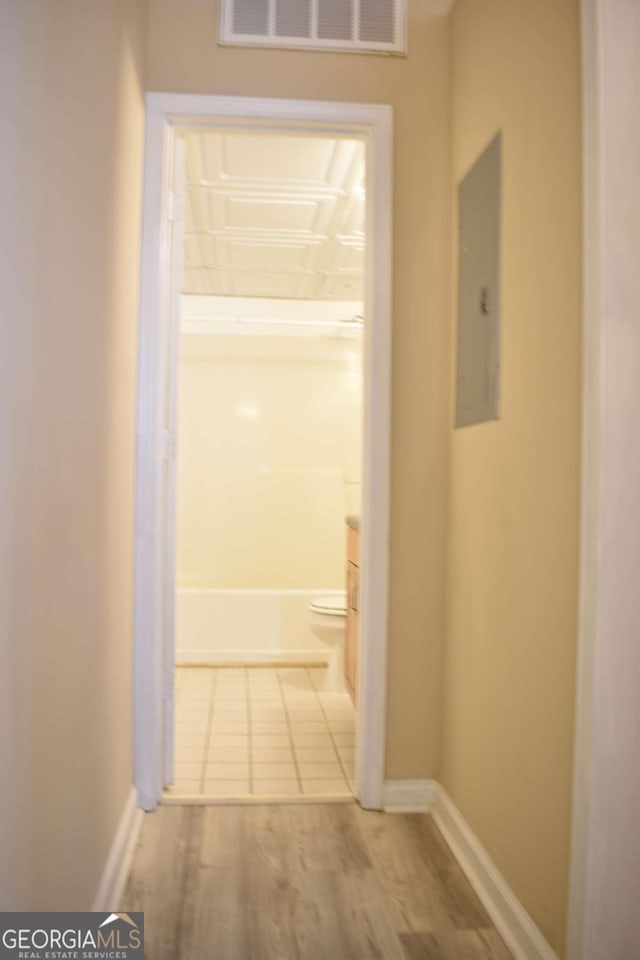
[
  {"left": 134, "top": 94, "right": 392, "bottom": 812},
  {"left": 171, "top": 126, "right": 364, "bottom": 800}
]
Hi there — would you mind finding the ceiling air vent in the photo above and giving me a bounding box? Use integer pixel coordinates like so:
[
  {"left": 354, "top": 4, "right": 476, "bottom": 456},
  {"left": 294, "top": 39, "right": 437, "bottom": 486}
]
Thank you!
[{"left": 220, "top": 0, "right": 406, "bottom": 55}]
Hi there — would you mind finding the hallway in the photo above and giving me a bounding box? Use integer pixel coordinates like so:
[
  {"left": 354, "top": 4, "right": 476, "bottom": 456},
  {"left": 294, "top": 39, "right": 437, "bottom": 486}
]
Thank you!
[
  {"left": 123, "top": 804, "right": 511, "bottom": 959},
  {"left": 4, "top": 3, "right": 639, "bottom": 956}
]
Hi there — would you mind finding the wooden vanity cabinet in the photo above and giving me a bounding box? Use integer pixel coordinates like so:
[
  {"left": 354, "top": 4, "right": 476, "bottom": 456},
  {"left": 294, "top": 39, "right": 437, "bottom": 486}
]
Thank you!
[{"left": 345, "top": 526, "right": 360, "bottom": 703}]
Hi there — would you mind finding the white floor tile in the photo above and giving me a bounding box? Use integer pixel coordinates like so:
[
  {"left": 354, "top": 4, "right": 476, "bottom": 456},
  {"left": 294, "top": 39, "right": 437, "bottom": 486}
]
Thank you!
[
  {"left": 324, "top": 709, "right": 356, "bottom": 722},
  {"left": 298, "top": 762, "right": 344, "bottom": 779},
  {"left": 294, "top": 747, "right": 339, "bottom": 763},
  {"left": 181, "top": 674, "right": 215, "bottom": 685},
  {"left": 292, "top": 733, "right": 333, "bottom": 747},
  {"left": 288, "top": 722, "right": 329, "bottom": 734},
  {"left": 174, "top": 761, "right": 204, "bottom": 779},
  {"left": 210, "top": 721, "right": 248, "bottom": 734},
  {"left": 175, "top": 733, "right": 208, "bottom": 746},
  {"left": 205, "top": 762, "right": 250, "bottom": 779},
  {"left": 207, "top": 746, "right": 249, "bottom": 762},
  {"left": 317, "top": 692, "right": 352, "bottom": 706},
  {"left": 175, "top": 721, "right": 209, "bottom": 734},
  {"left": 181, "top": 684, "right": 215, "bottom": 695},
  {"left": 326, "top": 720, "right": 356, "bottom": 733},
  {"left": 288, "top": 711, "right": 325, "bottom": 723},
  {"left": 251, "top": 746, "right": 294, "bottom": 763},
  {"left": 251, "top": 734, "right": 291, "bottom": 748},
  {"left": 251, "top": 762, "right": 297, "bottom": 779},
  {"left": 250, "top": 721, "right": 289, "bottom": 734},
  {"left": 176, "top": 746, "right": 207, "bottom": 763},
  {"left": 213, "top": 707, "right": 247, "bottom": 719},
  {"left": 252, "top": 713, "right": 287, "bottom": 725},
  {"left": 175, "top": 707, "right": 210, "bottom": 719},
  {"left": 332, "top": 733, "right": 355, "bottom": 747},
  {"left": 209, "top": 734, "right": 249, "bottom": 748},
  {"left": 307, "top": 668, "right": 327, "bottom": 684},
  {"left": 177, "top": 690, "right": 212, "bottom": 702}
]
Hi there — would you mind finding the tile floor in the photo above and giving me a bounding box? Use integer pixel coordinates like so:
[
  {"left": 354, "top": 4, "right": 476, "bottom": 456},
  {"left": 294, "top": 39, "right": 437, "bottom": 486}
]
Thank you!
[{"left": 165, "top": 666, "right": 356, "bottom": 800}]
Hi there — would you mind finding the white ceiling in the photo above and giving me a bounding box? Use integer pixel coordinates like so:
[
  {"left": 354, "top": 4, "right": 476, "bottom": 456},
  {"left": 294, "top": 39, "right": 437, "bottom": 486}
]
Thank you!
[{"left": 182, "top": 130, "right": 365, "bottom": 300}]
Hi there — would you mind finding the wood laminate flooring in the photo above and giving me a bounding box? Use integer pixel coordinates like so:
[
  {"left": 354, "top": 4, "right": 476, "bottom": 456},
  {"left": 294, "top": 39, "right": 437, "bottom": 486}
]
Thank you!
[{"left": 123, "top": 803, "right": 512, "bottom": 960}]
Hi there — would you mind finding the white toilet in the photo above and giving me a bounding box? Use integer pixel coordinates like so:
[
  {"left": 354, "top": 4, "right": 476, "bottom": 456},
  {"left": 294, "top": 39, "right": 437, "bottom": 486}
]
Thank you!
[{"left": 309, "top": 593, "right": 347, "bottom": 692}]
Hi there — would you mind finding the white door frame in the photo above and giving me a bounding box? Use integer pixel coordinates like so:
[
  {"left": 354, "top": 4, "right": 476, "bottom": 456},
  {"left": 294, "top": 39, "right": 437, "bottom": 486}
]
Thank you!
[
  {"left": 133, "top": 92, "right": 393, "bottom": 812},
  {"left": 567, "top": 0, "right": 640, "bottom": 956}
]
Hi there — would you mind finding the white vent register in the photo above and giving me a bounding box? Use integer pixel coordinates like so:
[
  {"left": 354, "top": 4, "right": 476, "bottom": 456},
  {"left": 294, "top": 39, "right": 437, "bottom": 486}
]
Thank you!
[{"left": 220, "top": 0, "right": 406, "bottom": 55}]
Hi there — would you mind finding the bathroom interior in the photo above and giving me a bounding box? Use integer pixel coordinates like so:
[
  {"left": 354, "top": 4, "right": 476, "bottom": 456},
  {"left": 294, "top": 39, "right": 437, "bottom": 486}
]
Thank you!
[{"left": 168, "top": 128, "right": 365, "bottom": 801}]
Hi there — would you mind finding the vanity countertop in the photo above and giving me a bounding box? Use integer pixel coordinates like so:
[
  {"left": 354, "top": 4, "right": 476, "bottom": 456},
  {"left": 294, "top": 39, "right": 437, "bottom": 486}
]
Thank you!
[{"left": 346, "top": 515, "right": 360, "bottom": 532}]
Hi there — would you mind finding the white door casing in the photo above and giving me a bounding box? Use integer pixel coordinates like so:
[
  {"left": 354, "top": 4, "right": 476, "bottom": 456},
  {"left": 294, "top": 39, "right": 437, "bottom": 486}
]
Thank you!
[
  {"left": 567, "top": 1, "right": 640, "bottom": 957},
  {"left": 161, "top": 135, "right": 185, "bottom": 788},
  {"left": 133, "top": 94, "right": 393, "bottom": 811}
]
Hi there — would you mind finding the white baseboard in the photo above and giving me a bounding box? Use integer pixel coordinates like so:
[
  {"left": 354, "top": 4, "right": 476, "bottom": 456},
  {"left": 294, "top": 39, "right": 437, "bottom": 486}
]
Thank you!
[
  {"left": 176, "top": 650, "right": 328, "bottom": 666},
  {"left": 432, "top": 786, "right": 558, "bottom": 960},
  {"left": 92, "top": 787, "right": 143, "bottom": 911},
  {"left": 382, "top": 779, "right": 438, "bottom": 813}
]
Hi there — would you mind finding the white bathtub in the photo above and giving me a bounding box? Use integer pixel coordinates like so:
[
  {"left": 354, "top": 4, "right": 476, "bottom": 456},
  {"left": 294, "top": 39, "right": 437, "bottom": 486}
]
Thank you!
[{"left": 175, "top": 588, "right": 344, "bottom": 665}]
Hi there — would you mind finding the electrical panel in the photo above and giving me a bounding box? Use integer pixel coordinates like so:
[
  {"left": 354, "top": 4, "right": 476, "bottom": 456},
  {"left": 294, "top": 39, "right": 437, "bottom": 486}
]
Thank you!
[{"left": 455, "top": 133, "right": 502, "bottom": 428}]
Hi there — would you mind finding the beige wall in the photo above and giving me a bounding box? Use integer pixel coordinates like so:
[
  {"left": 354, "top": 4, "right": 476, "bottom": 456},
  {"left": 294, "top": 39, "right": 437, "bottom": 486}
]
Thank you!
[
  {"left": 147, "top": 0, "right": 452, "bottom": 780},
  {"left": 442, "top": 1, "right": 582, "bottom": 954},
  {"left": 0, "top": 0, "right": 147, "bottom": 908},
  {"left": 177, "top": 330, "right": 363, "bottom": 590}
]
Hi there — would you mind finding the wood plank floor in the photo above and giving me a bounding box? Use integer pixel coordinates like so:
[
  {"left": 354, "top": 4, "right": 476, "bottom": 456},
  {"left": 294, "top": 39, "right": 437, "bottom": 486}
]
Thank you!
[{"left": 122, "top": 804, "right": 512, "bottom": 960}]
